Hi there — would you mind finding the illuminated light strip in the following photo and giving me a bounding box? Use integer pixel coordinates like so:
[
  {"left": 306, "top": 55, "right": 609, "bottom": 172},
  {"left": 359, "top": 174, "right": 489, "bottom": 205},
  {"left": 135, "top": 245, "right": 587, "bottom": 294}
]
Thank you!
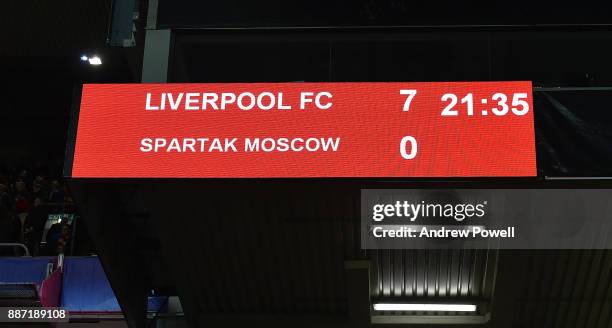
[{"left": 373, "top": 303, "right": 477, "bottom": 312}]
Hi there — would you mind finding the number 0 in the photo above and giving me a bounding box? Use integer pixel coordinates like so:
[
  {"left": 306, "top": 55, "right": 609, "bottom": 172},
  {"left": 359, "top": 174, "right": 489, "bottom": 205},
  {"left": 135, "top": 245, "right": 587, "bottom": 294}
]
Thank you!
[{"left": 400, "top": 136, "right": 417, "bottom": 159}]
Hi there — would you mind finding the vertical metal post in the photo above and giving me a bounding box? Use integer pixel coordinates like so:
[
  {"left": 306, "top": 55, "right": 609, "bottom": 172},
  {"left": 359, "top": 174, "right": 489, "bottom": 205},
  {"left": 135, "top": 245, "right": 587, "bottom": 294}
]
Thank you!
[
  {"left": 142, "top": 0, "right": 170, "bottom": 82},
  {"left": 344, "top": 260, "right": 371, "bottom": 327}
]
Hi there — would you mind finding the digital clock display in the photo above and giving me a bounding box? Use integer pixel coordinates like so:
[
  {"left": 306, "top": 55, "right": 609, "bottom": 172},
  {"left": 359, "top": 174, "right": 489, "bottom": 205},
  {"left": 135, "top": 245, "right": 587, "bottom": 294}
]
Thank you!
[{"left": 68, "top": 82, "right": 536, "bottom": 178}]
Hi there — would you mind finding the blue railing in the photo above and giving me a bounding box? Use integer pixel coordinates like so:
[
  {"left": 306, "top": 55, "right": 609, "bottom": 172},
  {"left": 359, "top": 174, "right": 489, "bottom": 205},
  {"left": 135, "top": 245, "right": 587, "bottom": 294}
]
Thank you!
[{"left": 0, "top": 256, "right": 166, "bottom": 313}]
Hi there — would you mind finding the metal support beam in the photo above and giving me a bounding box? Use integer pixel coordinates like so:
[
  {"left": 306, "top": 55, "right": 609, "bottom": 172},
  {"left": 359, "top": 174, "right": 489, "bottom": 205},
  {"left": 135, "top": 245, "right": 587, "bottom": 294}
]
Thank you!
[
  {"left": 141, "top": 0, "right": 169, "bottom": 82},
  {"left": 146, "top": 0, "right": 159, "bottom": 30},
  {"left": 141, "top": 29, "right": 171, "bottom": 82},
  {"left": 344, "top": 260, "right": 371, "bottom": 327}
]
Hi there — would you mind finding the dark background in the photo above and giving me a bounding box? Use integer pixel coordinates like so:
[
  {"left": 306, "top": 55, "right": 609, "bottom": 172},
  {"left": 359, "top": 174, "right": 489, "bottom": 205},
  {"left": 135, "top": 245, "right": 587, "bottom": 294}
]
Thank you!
[
  {"left": 158, "top": 1, "right": 612, "bottom": 28},
  {"left": 3, "top": 2, "right": 612, "bottom": 328},
  {"left": 3, "top": 2, "right": 612, "bottom": 176}
]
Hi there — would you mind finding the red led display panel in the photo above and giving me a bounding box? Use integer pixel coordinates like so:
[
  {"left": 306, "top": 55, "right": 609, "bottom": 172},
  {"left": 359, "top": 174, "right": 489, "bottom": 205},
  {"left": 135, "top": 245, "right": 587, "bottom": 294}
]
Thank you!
[{"left": 70, "top": 82, "right": 536, "bottom": 178}]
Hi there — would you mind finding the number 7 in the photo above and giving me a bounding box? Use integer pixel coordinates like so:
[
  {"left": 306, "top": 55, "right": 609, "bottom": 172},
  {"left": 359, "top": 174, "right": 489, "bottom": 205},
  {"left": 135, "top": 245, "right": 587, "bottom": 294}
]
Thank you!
[{"left": 400, "top": 89, "right": 417, "bottom": 111}]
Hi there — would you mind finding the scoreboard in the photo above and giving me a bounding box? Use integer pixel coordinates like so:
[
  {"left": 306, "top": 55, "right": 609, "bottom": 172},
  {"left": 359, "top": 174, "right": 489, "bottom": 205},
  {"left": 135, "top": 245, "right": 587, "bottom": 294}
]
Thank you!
[{"left": 68, "top": 82, "right": 536, "bottom": 178}]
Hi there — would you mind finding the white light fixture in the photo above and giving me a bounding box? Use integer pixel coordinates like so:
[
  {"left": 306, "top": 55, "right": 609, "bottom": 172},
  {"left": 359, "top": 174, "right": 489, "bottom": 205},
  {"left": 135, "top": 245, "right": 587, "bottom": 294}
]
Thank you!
[
  {"left": 373, "top": 303, "right": 477, "bottom": 312},
  {"left": 80, "top": 55, "right": 89, "bottom": 62},
  {"left": 88, "top": 56, "right": 102, "bottom": 66}
]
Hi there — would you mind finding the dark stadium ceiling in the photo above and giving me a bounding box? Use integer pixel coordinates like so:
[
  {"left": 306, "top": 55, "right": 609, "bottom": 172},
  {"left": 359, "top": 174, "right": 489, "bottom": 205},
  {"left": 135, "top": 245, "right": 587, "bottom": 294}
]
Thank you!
[
  {"left": 0, "top": 1, "right": 142, "bottom": 162},
  {"left": 0, "top": 1, "right": 113, "bottom": 56},
  {"left": 0, "top": 1, "right": 143, "bottom": 87}
]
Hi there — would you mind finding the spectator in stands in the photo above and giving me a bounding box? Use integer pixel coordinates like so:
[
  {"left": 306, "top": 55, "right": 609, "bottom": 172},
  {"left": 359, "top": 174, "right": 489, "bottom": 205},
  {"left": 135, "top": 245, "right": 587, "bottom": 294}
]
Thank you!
[
  {"left": 62, "top": 182, "right": 73, "bottom": 203},
  {"left": 0, "top": 162, "right": 81, "bottom": 255},
  {"left": 57, "top": 224, "right": 71, "bottom": 254},
  {"left": 0, "top": 182, "right": 10, "bottom": 209},
  {"left": 31, "top": 177, "right": 46, "bottom": 202},
  {"left": 48, "top": 180, "right": 64, "bottom": 203},
  {"left": 45, "top": 222, "right": 71, "bottom": 255},
  {"left": 14, "top": 180, "right": 30, "bottom": 241},
  {"left": 0, "top": 202, "right": 21, "bottom": 255},
  {"left": 23, "top": 197, "right": 48, "bottom": 256}
]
